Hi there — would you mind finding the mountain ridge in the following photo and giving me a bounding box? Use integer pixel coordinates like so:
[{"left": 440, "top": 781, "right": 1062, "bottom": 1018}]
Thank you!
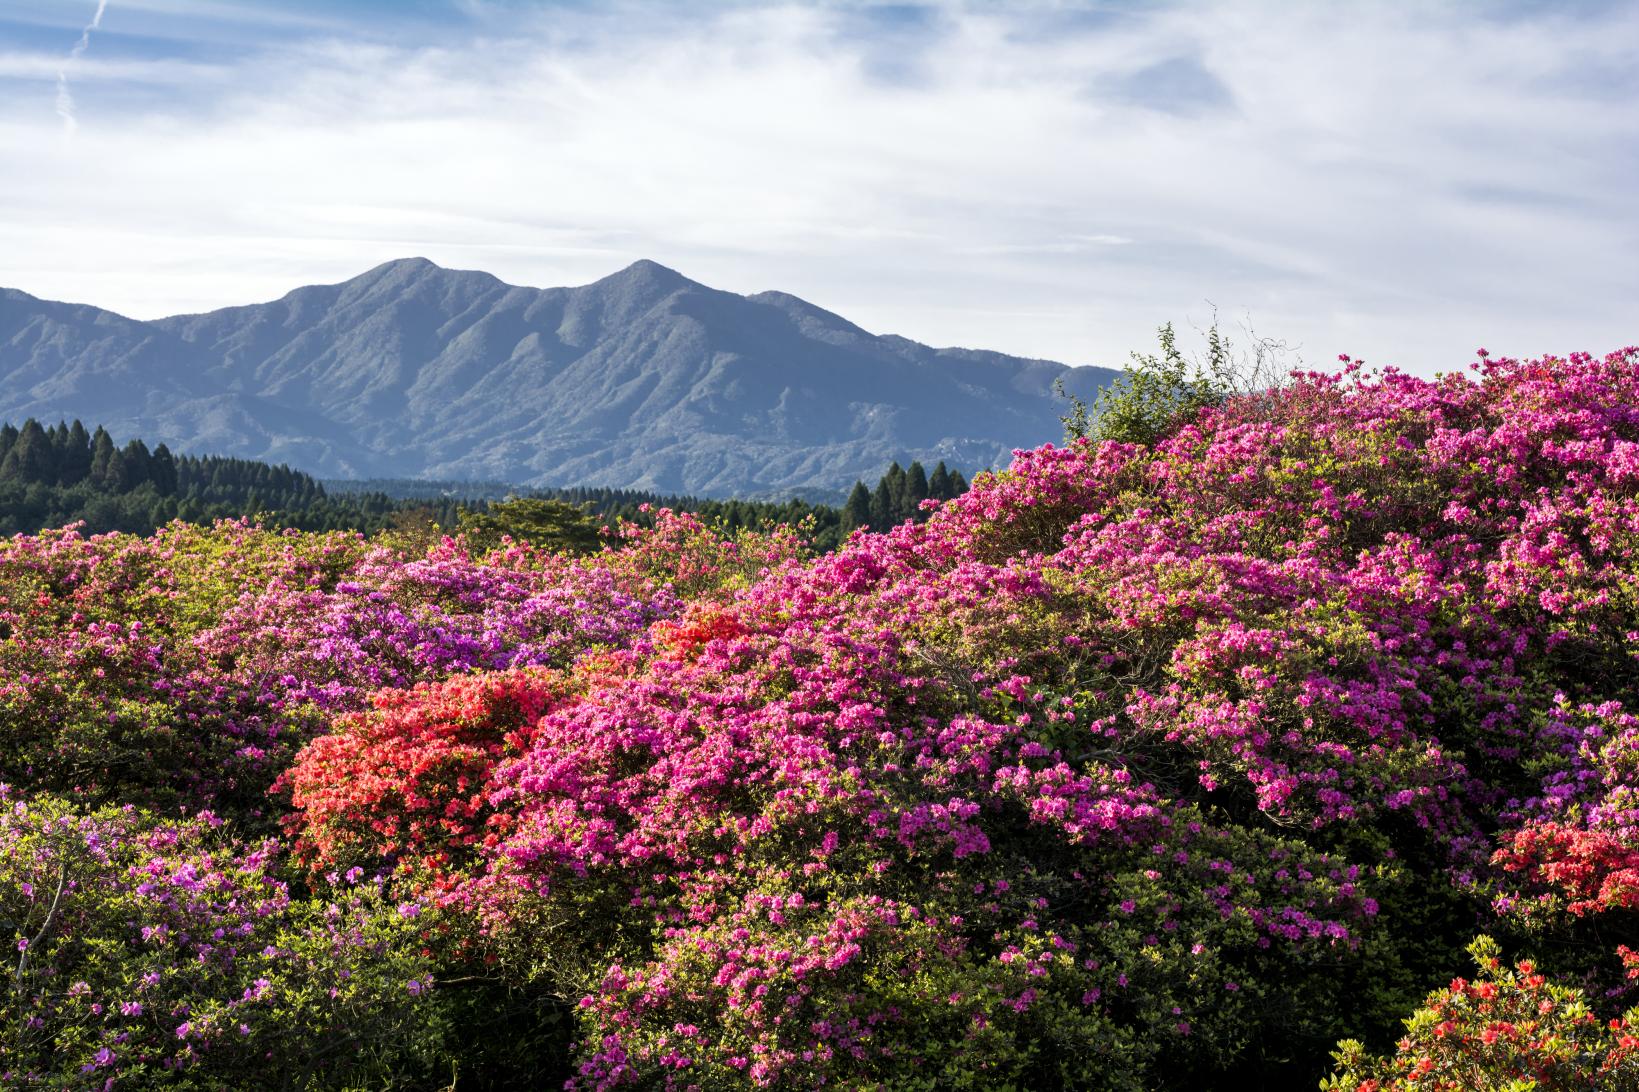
[{"left": 0, "top": 259, "right": 1117, "bottom": 498}]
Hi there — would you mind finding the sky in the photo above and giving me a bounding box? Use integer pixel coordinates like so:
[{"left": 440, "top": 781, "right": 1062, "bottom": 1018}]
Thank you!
[{"left": 0, "top": 0, "right": 1635, "bottom": 375}]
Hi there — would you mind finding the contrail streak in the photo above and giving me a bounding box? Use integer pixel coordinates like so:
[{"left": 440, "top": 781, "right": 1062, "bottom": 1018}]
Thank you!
[{"left": 55, "top": 0, "right": 111, "bottom": 135}]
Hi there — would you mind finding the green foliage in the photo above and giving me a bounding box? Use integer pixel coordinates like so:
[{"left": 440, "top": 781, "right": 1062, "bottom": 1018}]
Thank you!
[
  {"left": 1087, "top": 322, "right": 1236, "bottom": 446},
  {"left": 1062, "top": 316, "right": 1296, "bottom": 447},
  {"left": 1323, "top": 936, "right": 1639, "bottom": 1090},
  {"left": 456, "top": 496, "right": 603, "bottom": 555},
  {"left": 0, "top": 792, "right": 442, "bottom": 1090}
]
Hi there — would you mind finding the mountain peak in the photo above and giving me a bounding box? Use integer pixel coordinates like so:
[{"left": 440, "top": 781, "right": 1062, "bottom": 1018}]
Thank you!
[
  {"left": 366, "top": 256, "right": 439, "bottom": 276},
  {"left": 598, "top": 259, "right": 691, "bottom": 289},
  {"left": 622, "top": 258, "right": 683, "bottom": 277},
  {"left": 345, "top": 257, "right": 503, "bottom": 298}
]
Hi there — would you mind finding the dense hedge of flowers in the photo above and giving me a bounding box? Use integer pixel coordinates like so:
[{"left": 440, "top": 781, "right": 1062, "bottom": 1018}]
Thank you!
[
  {"left": 0, "top": 512, "right": 796, "bottom": 1087},
  {"left": 0, "top": 513, "right": 792, "bottom": 822},
  {"left": 0, "top": 787, "right": 437, "bottom": 1089},
  {"left": 9, "top": 347, "right": 1639, "bottom": 1087}
]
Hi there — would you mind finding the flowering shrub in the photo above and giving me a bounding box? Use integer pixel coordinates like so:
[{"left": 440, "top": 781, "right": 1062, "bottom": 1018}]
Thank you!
[
  {"left": 0, "top": 510, "right": 790, "bottom": 827},
  {"left": 0, "top": 787, "right": 439, "bottom": 1089},
  {"left": 1324, "top": 936, "right": 1639, "bottom": 1091},
  {"left": 283, "top": 668, "right": 562, "bottom": 890},
  {"left": 12, "top": 346, "right": 1639, "bottom": 1085},
  {"left": 0, "top": 522, "right": 360, "bottom": 820},
  {"left": 277, "top": 348, "right": 1639, "bottom": 1083}
]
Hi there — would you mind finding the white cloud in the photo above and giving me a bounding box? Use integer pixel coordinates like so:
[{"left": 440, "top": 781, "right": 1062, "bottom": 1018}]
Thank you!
[
  {"left": 53, "top": 0, "right": 111, "bottom": 134},
  {"left": 0, "top": 0, "right": 1634, "bottom": 373},
  {"left": 0, "top": 51, "right": 226, "bottom": 82}
]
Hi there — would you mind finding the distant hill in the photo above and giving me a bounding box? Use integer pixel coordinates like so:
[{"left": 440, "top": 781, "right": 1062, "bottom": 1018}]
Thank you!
[{"left": 0, "top": 259, "right": 1117, "bottom": 496}]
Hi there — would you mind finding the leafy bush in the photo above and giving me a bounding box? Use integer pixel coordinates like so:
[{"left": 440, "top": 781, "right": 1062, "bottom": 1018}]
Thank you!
[
  {"left": 1324, "top": 936, "right": 1639, "bottom": 1091},
  {"left": 1060, "top": 318, "right": 1291, "bottom": 446},
  {"left": 456, "top": 497, "right": 604, "bottom": 555},
  {"left": 0, "top": 789, "right": 439, "bottom": 1089}
]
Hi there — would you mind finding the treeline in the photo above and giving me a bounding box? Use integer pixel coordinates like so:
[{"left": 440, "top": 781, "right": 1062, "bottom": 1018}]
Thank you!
[
  {"left": 612, "top": 460, "right": 966, "bottom": 550},
  {"left": 325, "top": 478, "right": 528, "bottom": 504},
  {"left": 0, "top": 419, "right": 466, "bottom": 536},
  {"left": 841, "top": 459, "right": 968, "bottom": 531},
  {"left": 0, "top": 418, "right": 970, "bottom": 546},
  {"left": 334, "top": 461, "right": 973, "bottom": 551},
  {"left": 328, "top": 479, "right": 724, "bottom": 521}
]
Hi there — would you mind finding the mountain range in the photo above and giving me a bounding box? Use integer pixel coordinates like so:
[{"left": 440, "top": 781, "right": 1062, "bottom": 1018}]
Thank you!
[{"left": 0, "top": 258, "right": 1117, "bottom": 498}]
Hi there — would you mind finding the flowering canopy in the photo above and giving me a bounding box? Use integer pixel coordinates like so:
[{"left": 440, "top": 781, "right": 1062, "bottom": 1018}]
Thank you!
[
  {"left": 284, "top": 346, "right": 1639, "bottom": 1086},
  {"left": 10, "top": 347, "right": 1639, "bottom": 1087}
]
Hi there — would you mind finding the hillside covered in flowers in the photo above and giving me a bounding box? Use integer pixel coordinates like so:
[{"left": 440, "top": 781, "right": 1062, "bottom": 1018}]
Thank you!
[{"left": 5, "top": 348, "right": 1639, "bottom": 1089}]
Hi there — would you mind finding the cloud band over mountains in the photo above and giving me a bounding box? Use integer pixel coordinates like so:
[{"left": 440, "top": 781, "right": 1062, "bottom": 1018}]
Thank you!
[{"left": 0, "top": 0, "right": 1635, "bottom": 375}]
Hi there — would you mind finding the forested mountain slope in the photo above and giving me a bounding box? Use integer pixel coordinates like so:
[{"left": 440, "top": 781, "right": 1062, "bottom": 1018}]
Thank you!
[{"left": 0, "top": 260, "right": 1116, "bottom": 496}]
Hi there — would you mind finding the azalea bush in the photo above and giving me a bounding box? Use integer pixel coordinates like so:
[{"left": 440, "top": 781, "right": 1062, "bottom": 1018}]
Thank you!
[
  {"left": 273, "top": 345, "right": 1639, "bottom": 1086},
  {"left": 9, "top": 343, "right": 1639, "bottom": 1086},
  {"left": 0, "top": 788, "right": 439, "bottom": 1089},
  {"left": 283, "top": 668, "right": 562, "bottom": 892},
  {"left": 1324, "top": 936, "right": 1639, "bottom": 1091},
  {"left": 0, "top": 510, "right": 789, "bottom": 826},
  {"left": 0, "top": 508, "right": 810, "bottom": 1087}
]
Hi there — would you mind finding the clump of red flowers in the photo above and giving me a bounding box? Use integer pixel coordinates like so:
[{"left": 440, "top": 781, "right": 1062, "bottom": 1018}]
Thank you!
[{"left": 1325, "top": 936, "right": 1639, "bottom": 1090}]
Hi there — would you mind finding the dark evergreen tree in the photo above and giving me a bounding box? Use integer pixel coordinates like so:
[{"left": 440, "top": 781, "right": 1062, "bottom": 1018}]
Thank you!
[
  {"left": 59, "top": 420, "right": 93, "bottom": 486},
  {"left": 0, "top": 420, "right": 54, "bottom": 484},
  {"left": 457, "top": 497, "right": 601, "bottom": 554},
  {"left": 89, "top": 427, "right": 118, "bottom": 489},
  {"left": 121, "top": 440, "right": 153, "bottom": 488},
  {"left": 150, "top": 443, "right": 178, "bottom": 497},
  {"left": 906, "top": 461, "right": 930, "bottom": 516},
  {"left": 842, "top": 482, "right": 872, "bottom": 531},
  {"left": 928, "top": 461, "right": 952, "bottom": 501},
  {"left": 881, "top": 462, "right": 907, "bottom": 523},
  {"left": 869, "top": 478, "right": 892, "bottom": 529}
]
